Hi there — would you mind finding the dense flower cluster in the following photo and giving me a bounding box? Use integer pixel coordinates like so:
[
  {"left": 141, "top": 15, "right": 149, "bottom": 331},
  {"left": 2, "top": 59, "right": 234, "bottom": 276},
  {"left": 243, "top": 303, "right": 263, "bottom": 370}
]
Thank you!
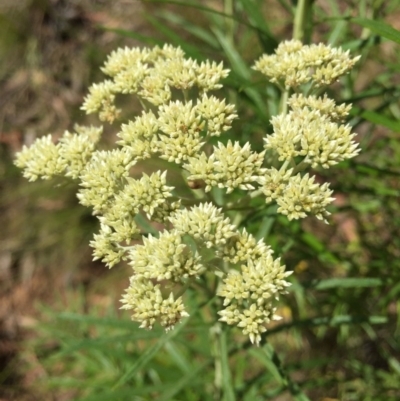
[
  {"left": 253, "top": 39, "right": 360, "bottom": 89},
  {"left": 14, "top": 41, "right": 360, "bottom": 345}
]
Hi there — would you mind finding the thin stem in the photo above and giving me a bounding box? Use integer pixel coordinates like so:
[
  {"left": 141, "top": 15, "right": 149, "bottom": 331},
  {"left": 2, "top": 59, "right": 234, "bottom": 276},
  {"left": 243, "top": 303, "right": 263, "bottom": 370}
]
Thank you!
[
  {"left": 292, "top": 160, "right": 309, "bottom": 174},
  {"left": 293, "top": 0, "right": 312, "bottom": 42},
  {"left": 210, "top": 322, "right": 223, "bottom": 400},
  {"left": 279, "top": 89, "right": 289, "bottom": 115},
  {"left": 279, "top": 159, "right": 291, "bottom": 173},
  {"left": 138, "top": 97, "right": 148, "bottom": 112},
  {"left": 182, "top": 89, "right": 189, "bottom": 103}
]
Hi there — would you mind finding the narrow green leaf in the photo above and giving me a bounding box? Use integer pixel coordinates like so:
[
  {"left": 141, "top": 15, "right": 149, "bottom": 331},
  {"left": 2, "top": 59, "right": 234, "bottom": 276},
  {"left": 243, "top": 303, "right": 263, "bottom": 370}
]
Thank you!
[
  {"left": 56, "top": 312, "right": 143, "bottom": 329},
  {"left": 55, "top": 334, "right": 154, "bottom": 356},
  {"left": 276, "top": 0, "right": 293, "bottom": 14},
  {"left": 113, "top": 317, "right": 190, "bottom": 389},
  {"left": 158, "top": 360, "right": 210, "bottom": 401},
  {"left": 328, "top": 19, "right": 348, "bottom": 46},
  {"left": 351, "top": 107, "right": 400, "bottom": 132},
  {"left": 388, "top": 357, "right": 400, "bottom": 375},
  {"left": 249, "top": 347, "right": 282, "bottom": 382},
  {"left": 236, "top": 0, "right": 278, "bottom": 53},
  {"left": 310, "top": 277, "right": 384, "bottom": 290},
  {"left": 156, "top": 10, "right": 219, "bottom": 49},
  {"left": 144, "top": 0, "right": 282, "bottom": 38},
  {"left": 212, "top": 28, "right": 251, "bottom": 79},
  {"left": 255, "top": 214, "right": 275, "bottom": 241},
  {"left": 76, "top": 384, "right": 174, "bottom": 401},
  {"left": 164, "top": 341, "right": 192, "bottom": 373},
  {"left": 301, "top": 232, "right": 325, "bottom": 252},
  {"left": 255, "top": 342, "right": 311, "bottom": 401},
  {"left": 212, "top": 28, "right": 269, "bottom": 122},
  {"left": 220, "top": 330, "right": 235, "bottom": 401},
  {"left": 352, "top": 17, "right": 400, "bottom": 44},
  {"left": 145, "top": 14, "right": 205, "bottom": 59},
  {"left": 135, "top": 213, "right": 159, "bottom": 235},
  {"left": 266, "top": 315, "right": 388, "bottom": 336},
  {"left": 100, "top": 27, "right": 163, "bottom": 46}
]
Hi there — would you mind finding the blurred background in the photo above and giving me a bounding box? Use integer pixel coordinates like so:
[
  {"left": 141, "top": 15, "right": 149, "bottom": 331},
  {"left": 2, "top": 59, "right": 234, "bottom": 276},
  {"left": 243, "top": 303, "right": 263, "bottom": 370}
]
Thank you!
[{"left": 1, "top": 0, "right": 400, "bottom": 400}]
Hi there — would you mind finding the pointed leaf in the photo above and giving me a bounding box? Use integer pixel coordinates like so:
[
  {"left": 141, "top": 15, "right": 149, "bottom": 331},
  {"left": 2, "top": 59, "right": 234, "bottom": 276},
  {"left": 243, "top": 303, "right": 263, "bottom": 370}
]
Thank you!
[{"left": 352, "top": 17, "right": 400, "bottom": 44}]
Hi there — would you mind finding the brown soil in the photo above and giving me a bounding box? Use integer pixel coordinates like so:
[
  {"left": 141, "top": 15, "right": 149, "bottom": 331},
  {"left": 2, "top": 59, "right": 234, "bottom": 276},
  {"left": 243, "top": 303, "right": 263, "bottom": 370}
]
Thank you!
[{"left": 0, "top": 1, "right": 150, "bottom": 399}]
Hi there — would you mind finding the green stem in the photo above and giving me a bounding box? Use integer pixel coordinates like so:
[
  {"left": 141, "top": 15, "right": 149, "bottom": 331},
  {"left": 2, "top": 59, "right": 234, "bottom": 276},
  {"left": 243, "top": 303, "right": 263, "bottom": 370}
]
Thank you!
[
  {"left": 279, "top": 159, "right": 291, "bottom": 173},
  {"left": 293, "top": 0, "right": 312, "bottom": 42},
  {"left": 280, "top": 0, "right": 313, "bottom": 114},
  {"left": 210, "top": 322, "right": 223, "bottom": 400},
  {"left": 279, "top": 89, "right": 289, "bottom": 115},
  {"left": 292, "top": 160, "right": 309, "bottom": 174},
  {"left": 138, "top": 97, "right": 148, "bottom": 112},
  {"left": 182, "top": 89, "right": 189, "bottom": 103}
]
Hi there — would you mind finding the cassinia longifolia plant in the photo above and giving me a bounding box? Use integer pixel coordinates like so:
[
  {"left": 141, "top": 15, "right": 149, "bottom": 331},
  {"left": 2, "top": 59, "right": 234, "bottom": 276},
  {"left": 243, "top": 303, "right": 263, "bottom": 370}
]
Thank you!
[{"left": 15, "top": 40, "right": 360, "bottom": 346}]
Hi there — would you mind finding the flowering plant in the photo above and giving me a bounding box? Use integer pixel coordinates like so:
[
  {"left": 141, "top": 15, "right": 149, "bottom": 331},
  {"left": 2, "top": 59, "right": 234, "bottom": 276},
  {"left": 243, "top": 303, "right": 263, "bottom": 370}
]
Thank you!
[{"left": 15, "top": 39, "right": 360, "bottom": 346}]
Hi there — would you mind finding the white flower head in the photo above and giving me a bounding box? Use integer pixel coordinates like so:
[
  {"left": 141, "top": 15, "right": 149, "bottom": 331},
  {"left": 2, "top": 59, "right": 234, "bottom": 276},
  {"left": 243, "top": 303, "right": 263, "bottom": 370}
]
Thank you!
[
  {"left": 185, "top": 141, "right": 266, "bottom": 193},
  {"left": 169, "top": 203, "right": 237, "bottom": 248},
  {"left": 253, "top": 39, "right": 360, "bottom": 89},
  {"left": 14, "top": 135, "right": 64, "bottom": 181}
]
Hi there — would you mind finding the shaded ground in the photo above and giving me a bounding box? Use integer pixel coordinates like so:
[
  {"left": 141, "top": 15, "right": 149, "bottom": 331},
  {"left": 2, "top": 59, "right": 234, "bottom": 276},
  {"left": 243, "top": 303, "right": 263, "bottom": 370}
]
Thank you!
[{"left": 0, "top": 1, "right": 149, "bottom": 399}]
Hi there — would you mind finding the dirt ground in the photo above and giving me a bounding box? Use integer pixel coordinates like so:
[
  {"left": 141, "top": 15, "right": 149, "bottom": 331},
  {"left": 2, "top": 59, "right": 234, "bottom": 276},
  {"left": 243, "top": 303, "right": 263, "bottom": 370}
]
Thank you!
[{"left": 0, "top": 1, "right": 156, "bottom": 399}]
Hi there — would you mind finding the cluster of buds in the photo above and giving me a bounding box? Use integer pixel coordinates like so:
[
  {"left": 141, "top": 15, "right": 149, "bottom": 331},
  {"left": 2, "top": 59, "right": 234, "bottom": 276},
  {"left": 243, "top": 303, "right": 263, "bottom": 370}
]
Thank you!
[{"left": 15, "top": 41, "right": 360, "bottom": 345}]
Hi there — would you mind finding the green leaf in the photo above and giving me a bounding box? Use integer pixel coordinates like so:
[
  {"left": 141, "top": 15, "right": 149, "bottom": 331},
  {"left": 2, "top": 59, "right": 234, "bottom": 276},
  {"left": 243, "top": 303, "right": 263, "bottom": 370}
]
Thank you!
[
  {"left": 157, "top": 359, "right": 210, "bottom": 401},
  {"left": 164, "top": 341, "right": 192, "bottom": 373},
  {"left": 352, "top": 17, "right": 400, "bottom": 44},
  {"left": 212, "top": 28, "right": 251, "bottom": 79},
  {"left": 113, "top": 317, "right": 190, "bottom": 389},
  {"left": 255, "top": 213, "right": 275, "bottom": 241},
  {"left": 220, "top": 330, "right": 235, "bottom": 401},
  {"left": 100, "top": 27, "right": 163, "bottom": 46},
  {"left": 300, "top": 232, "right": 325, "bottom": 252},
  {"left": 212, "top": 28, "right": 270, "bottom": 122},
  {"left": 351, "top": 107, "right": 400, "bottom": 132},
  {"left": 236, "top": 0, "right": 278, "bottom": 53},
  {"left": 266, "top": 315, "right": 388, "bottom": 336},
  {"left": 309, "top": 277, "right": 384, "bottom": 290},
  {"left": 134, "top": 213, "right": 159, "bottom": 235},
  {"left": 253, "top": 342, "right": 311, "bottom": 401},
  {"left": 156, "top": 10, "right": 220, "bottom": 49},
  {"left": 56, "top": 312, "right": 142, "bottom": 329},
  {"left": 145, "top": 14, "right": 205, "bottom": 59},
  {"left": 143, "top": 0, "right": 278, "bottom": 37}
]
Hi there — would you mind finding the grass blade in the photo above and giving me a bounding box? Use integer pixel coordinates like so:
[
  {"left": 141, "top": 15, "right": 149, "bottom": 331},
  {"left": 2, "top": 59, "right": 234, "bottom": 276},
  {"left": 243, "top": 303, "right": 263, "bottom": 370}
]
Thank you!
[
  {"left": 145, "top": 14, "right": 205, "bottom": 59},
  {"left": 100, "top": 27, "right": 163, "bottom": 46},
  {"left": 309, "top": 277, "right": 384, "bottom": 290},
  {"left": 113, "top": 317, "right": 190, "bottom": 389},
  {"left": 212, "top": 28, "right": 270, "bottom": 122},
  {"left": 157, "top": 10, "right": 220, "bottom": 49},
  {"left": 236, "top": 0, "right": 278, "bottom": 53},
  {"left": 220, "top": 330, "right": 235, "bottom": 401},
  {"left": 352, "top": 17, "right": 400, "bottom": 44},
  {"left": 158, "top": 359, "right": 210, "bottom": 401},
  {"left": 255, "top": 342, "right": 311, "bottom": 401},
  {"left": 351, "top": 107, "right": 400, "bottom": 132},
  {"left": 265, "top": 315, "right": 388, "bottom": 336}
]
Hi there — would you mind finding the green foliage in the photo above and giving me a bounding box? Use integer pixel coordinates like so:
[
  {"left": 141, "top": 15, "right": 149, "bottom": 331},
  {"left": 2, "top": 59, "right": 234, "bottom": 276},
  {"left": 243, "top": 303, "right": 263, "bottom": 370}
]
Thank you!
[{"left": 20, "top": 0, "right": 400, "bottom": 400}]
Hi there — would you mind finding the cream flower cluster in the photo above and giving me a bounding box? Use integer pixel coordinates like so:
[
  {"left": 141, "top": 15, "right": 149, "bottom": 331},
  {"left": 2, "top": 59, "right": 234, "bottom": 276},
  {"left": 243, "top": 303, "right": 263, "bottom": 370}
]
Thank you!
[
  {"left": 14, "top": 41, "right": 361, "bottom": 344},
  {"left": 82, "top": 45, "right": 231, "bottom": 120},
  {"left": 253, "top": 39, "right": 361, "bottom": 89},
  {"left": 218, "top": 255, "right": 292, "bottom": 345},
  {"left": 14, "top": 125, "right": 102, "bottom": 181}
]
